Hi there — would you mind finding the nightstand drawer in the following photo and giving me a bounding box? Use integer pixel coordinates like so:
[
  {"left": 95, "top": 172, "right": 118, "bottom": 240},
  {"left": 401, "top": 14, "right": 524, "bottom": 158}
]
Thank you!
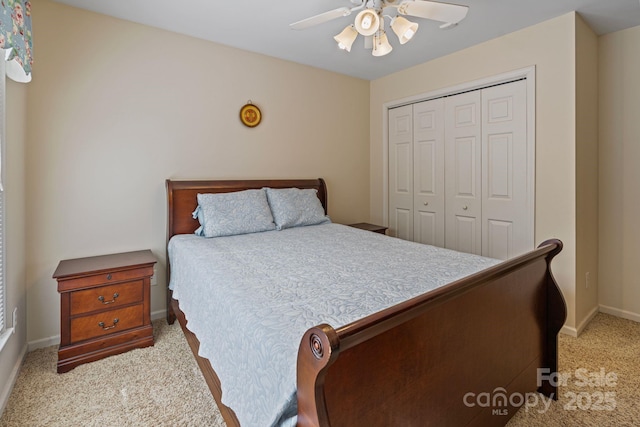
[
  {"left": 57, "top": 265, "right": 154, "bottom": 293},
  {"left": 71, "top": 304, "right": 144, "bottom": 343},
  {"left": 70, "top": 280, "right": 143, "bottom": 316}
]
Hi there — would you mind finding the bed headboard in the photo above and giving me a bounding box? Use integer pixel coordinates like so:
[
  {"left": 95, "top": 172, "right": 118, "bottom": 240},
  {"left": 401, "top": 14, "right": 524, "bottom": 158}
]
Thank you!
[{"left": 165, "top": 178, "right": 328, "bottom": 240}]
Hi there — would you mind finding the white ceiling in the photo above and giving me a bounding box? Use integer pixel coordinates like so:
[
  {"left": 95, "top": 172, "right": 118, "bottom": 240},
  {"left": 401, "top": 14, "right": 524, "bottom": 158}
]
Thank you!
[{"left": 52, "top": 0, "right": 640, "bottom": 80}]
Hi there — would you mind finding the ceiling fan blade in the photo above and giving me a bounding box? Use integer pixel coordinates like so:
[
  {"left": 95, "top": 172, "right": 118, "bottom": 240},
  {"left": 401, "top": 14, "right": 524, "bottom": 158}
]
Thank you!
[
  {"left": 397, "top": 1, "right": 468, "bottom": 24},
  {"left": 290, "top": 7, "right": 352, "bottom": 30}
]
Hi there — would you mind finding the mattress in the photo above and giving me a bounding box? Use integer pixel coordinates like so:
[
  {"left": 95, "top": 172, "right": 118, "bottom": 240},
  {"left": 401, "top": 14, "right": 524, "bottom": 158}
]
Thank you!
[{"left": 168, "top": 223, "right": 499, "bottom": 427}]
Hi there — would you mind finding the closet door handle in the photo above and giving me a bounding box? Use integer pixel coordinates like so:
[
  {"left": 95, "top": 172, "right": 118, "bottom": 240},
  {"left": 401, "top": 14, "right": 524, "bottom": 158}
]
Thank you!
[{"left": 462, "top": 205, "right": 468, "bottom": 211}]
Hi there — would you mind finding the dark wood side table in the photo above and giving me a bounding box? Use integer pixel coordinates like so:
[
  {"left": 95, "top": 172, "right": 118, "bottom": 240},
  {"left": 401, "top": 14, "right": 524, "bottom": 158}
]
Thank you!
[
  {"left": 348, "top": 222, "right": 388, "bottom": 235},
  {"left": 53, "top": 250, "right": 157, "bottom": 373}
]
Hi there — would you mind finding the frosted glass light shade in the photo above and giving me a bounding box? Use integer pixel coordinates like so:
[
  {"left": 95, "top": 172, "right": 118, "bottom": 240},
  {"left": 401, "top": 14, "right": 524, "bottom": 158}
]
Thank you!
[
  {"left": 391, "top": 16, "right": 419, "bottom": 44},
  {"left": 354, "top": 9, "right": 380, "bottom": 36},
  {"left": 372, "top": 31, "right": 393, "bottom": 57},
  {"left": 334, "top": 25, "right": 358, "bottom": 52}
]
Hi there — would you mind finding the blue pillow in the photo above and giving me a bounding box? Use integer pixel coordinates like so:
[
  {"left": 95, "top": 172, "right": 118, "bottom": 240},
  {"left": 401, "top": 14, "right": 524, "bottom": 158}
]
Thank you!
[
  {"left": 195, "top": 189, "right": 276, "bottom": 238},
  {"left": 192, "top": 205, "right": 205, "bottom": 236},
  {"left": 265, "top": 187, "right": 331, "bottom": 230}
]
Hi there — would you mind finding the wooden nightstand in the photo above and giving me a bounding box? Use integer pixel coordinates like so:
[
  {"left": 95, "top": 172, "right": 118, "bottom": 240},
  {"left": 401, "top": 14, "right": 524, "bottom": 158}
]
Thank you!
[
  {"left": 53, "top": 250, "right": 157, "bottom": 373},
  {"left": 348, "top": 222, "right": 388, "bottom": 235}
]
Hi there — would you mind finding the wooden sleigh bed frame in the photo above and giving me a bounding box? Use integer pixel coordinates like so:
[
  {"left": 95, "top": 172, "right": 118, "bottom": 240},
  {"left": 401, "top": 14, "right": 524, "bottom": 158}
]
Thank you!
[{"left": 165, "top": 178, "right": 567, "bottom": 427}]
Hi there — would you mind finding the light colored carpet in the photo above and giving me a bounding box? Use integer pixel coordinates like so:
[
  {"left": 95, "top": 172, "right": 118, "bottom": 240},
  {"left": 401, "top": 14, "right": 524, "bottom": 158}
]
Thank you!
[
  {"left": 1, "top": 313, "right": 638, "bottom": 426},
  {"left": 0, "top": 319, "right": 226, "bottom": 427},
  {"left": 507, "top": 312, "right": 640, "bottom": 427}
]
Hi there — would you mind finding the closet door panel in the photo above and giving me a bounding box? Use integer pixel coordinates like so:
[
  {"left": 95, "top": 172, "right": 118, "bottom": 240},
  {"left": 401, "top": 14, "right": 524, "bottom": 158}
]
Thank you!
[
  {"left": 453, "top": 215, "right": 479, "bottom": 255},
  {"left": 393, "top": 208, "right": 413, "bottom": 241},
  {"left": 482, "top": 80, "right": 530, "bottom": 259},
  {"left": 413, "top": 99, "right": 445, "bottom": 247},
  {"left": 487, "top": 219, "right": 513, "bottom": 260},
  {"left": 388, "top": 105, "right": 414, "bottom": 239},
  {"left": 445, "top": 92, "right": 482, "bottom": 255},
  {"left": 416, "top": 211, "right": 437, "bottom": 245}
]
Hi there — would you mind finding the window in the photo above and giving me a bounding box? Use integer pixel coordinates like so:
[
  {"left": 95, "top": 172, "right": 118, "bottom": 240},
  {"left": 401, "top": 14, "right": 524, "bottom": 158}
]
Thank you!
[
  {"left": 0, "top": 3, "right": 31, "bottom": 347},
  {"left": 0, "top": 57, "right": 7, "bottom": 343},
  {"left": 0, "top": 184, "right": 4, "bottom": 335}
]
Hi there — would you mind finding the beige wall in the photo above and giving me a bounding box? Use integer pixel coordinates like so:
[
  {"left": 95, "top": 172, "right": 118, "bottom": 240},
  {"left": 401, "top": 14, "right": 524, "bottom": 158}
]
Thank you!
[
  {"left": 598, "top": 25, "right": 640, "bottom": 321},
  {"left": 370, "top": 13, "right": 584, "bottom": 330},
  {"left": 574, "top": 15, "right": 599, "bottom": 328},
  {"left": 26, "top": 0, "right": 370, "bottom": 343},
  {"left": 19, "top": 2, "right": 634, "bottom": 346},
  {"left": 0, "top": 79, "right": 28, "bottom": 410}
]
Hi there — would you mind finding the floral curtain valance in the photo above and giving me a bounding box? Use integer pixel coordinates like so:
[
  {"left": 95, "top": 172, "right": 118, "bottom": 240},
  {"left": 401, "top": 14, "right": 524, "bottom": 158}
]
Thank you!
[{"left": 1, "top": 0, "right": 32, "bottom": 83}]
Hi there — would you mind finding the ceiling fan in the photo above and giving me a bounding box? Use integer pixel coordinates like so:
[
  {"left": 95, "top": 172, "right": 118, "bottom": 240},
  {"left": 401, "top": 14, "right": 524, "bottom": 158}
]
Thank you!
[{"left": 290, "top": 0, "right": 469, "bottom": 57}]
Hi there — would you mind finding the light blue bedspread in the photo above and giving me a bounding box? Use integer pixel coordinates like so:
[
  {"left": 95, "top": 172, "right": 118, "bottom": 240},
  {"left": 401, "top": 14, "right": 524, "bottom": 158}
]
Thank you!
[{"left": 168, "top": 223, "right": 499, "bottom": 427}]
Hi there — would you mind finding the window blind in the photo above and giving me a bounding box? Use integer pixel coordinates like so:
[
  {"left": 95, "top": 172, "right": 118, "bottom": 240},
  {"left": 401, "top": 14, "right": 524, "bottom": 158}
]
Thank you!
[
  {"left": 0, "top": 56, "right": 6, "bottom": 334},
  {"left": 0, "top": 188, "right": 4, "bottom": 332}
]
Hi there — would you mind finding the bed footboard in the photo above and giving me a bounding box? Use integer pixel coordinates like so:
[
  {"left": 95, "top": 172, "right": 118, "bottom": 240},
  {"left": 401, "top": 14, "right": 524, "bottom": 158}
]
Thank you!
[{"left": 297, "top": 239, "right": 566, "bottom": 427}]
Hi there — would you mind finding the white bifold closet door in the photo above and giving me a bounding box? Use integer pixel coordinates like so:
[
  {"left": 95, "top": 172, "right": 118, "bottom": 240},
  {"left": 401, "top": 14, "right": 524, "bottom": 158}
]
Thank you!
[
  {"left": 444, "top": 90, "right": 482, "bottom": 255},
  {"left": 388, "top": 104, "right": 414, "bottom": 242},
  {"left": 413, "top": 99, "right": 445, "bottom": 247},
  {"left": 389, "top": 98, "right": 446, "bottom": 247},
  {"left": 480, "top": 80, "right": 529, "bottom": 259},
  {"left": 388, "top": 79, "right": 531, "bottom": 260}
]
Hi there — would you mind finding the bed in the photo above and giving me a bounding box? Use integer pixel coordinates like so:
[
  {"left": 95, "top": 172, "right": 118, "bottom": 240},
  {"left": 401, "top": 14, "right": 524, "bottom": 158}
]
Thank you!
[{"left": 165, "top": 178, "right": 567, "bottom": 427}]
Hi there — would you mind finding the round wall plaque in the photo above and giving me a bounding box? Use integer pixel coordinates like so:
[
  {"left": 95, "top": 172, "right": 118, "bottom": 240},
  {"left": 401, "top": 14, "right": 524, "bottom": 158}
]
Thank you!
[{"left": 240, "top": 102, "right": 262, "bottom": 128}]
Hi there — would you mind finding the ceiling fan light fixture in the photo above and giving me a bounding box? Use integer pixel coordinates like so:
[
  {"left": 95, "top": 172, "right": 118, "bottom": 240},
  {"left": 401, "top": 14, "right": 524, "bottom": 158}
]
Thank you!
[
  {"left": 391, "top": 16, "right": 418, "bottom": 44},
  {"left": 372, "top": 30, "right": 393, "bottom": 57},
  {"left": 354, "top": 9, "right": 380, "bottom": 36},
  {"left": 290, "top": 0, "right": 470, "bottom": 59},
  {"left": 334, "top": 25, "right": 358, "bottom": 51}
]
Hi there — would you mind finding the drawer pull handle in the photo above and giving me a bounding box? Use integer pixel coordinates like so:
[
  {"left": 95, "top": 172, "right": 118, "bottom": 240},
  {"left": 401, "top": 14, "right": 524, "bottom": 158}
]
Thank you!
[
  {"left": 97, "top": 293, "right": 119, "bottom": 304},
  {"left": 98, "top": 318, "right": 119, "bottom": 330},
  {"left": 107, "top": 273, "right": 112, "bottom": 280}
]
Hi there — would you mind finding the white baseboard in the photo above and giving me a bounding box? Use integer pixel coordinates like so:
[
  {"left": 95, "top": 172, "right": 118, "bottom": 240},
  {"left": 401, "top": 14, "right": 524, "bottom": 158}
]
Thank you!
[
  {"left": 151, "top": 309, "right": 167, "bottom": 321},
  {"left": 560, "top": 324, "right": 578, "bottom": 337},
  {"left": 0, "top": 343, "right": 27, "bottom": 416},
  {"left": 28, "top": 335, "right": 60, "bottom": 351},
  {"left": 560, "top": 305, "right": 599, "bottom": 337},
  {"left": 576, "top": 306, "right": 599, "bottom": 335},
  {"left": 599, "top": 304, "right": 640, "bottom": 323},
  {"left": 561, "top": 305, "right": 639, "bottom": 338}
]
